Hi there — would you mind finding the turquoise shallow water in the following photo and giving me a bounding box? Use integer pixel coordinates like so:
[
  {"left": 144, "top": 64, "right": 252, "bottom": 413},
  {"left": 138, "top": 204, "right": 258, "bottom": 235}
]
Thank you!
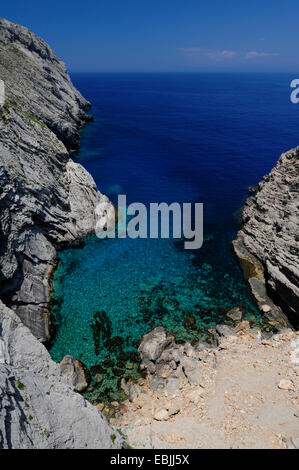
[
  {"left": 50, "top": 232, "right": 263, "bottom": 404},
  {"left": 49, "top": 73, "right": 298, "bottom": 405}
]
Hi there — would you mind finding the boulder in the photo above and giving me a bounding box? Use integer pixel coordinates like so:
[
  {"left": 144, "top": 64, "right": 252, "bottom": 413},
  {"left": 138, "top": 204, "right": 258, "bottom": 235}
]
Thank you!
[
  {"left": 59, "top": 355, "right": 91, "bottom": 393},
  {"left": 226, "top": 306, "right": 243, "bottom": 322},
  {"left": 138, "top": 326, "right": 173, "bottom": 362},
  {"left": 212, "top": 324, "right": 237, "bottom": 346}
]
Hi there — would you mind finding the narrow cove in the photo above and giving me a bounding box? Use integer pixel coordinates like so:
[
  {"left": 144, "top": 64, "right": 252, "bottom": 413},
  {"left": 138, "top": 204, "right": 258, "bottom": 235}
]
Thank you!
[{"left": 48, "top": 72, "right": 298, "bottom": 407}]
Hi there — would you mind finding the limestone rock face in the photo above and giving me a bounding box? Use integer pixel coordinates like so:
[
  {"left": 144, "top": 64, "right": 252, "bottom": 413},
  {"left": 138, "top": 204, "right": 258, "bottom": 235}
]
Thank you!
[
  {"left": 0, "top": 18, "right": 112, "bottom": 340},
  {"left": 233, "top": 147, "right": 299, "bottom": 326},
  {"left": 0, "top": 300, "right": 123, "bottom": 449}
]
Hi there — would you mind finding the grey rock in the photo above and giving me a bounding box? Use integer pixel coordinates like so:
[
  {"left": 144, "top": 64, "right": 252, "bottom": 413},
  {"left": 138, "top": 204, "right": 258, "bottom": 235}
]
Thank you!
[
  {"left": 120, "top": 379, "right": 139, "bottom": 402},
  {"left": 0, "top": 300, "right": 123, "bottom": 449},
  {"left": 226, "top": 306, "right": 243, "bottom": 322},
  {"left": 155, "top": 363, "right": 172, "bottom": 379},
  {"left": 213, "top": 324, "right": 237, "bottom": 346},
  {"left": 193, "top": 341, "right": 210, "bottom": 352},
  {"left": 59, "top": 355, "right": 91, "bottom": 393},
  {"left": 287, "top": 436, "right": 299, "bottom": 449},
  {"left": 156, "top": 344, "right": 180, "bottom": 364},
  {"left": 164, "top": 377, "right": 181, "bottom": 394},
  {"left": 141, "top": 357, "right": 156, "bottom": 374},
  {"left": 138, "top": 326, "right": 173, "bottom": 362},
  {"left": 181, "top": 357, "right": 201, "bottom": 385},
  {"left": 248, "top": 277, "right": 290, "bottom": 330},
  {"left": 233, "top": 147, "right": 299, "bottom": 325},
  {"left": 148, "top": 376, "right": 167, "bottom": 393},
  {"left": 0, "top": 18, "right": 114, "bottom": 340}
]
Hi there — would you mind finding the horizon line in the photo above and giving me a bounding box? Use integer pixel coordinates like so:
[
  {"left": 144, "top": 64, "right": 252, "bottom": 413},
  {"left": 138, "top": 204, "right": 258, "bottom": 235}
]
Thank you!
[{"left": 69, "top": 70, "right": 299, "bottom": 74}]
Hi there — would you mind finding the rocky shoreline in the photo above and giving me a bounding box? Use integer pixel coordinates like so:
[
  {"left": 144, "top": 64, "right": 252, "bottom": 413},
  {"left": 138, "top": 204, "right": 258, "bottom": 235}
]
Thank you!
[
  {"left": 115, "top": 324, "right": 299, "bottom": 449},
  {"left": 0, "top": 17, "right": 298, "bottom": 449}
]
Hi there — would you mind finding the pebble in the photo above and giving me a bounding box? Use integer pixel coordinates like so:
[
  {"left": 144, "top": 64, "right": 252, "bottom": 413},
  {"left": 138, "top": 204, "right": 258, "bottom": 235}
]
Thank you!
[
  {"left": 278, "top": 379, "right": 292, "bottom": 390},
  {"left": 261, "top": 304, "right": 272, "bottom": 313},
  {"left": 154, "top": 409, "right": 169, "bottom": 421},
  {"left": 119, "top": 404, "right": 128, "bottom": 414}
]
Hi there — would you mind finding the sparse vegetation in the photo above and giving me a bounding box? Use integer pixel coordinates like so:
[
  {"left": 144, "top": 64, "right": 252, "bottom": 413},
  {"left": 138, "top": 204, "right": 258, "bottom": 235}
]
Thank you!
[{"left": 16, "top": 380, "right": 24, "bottom": 390}]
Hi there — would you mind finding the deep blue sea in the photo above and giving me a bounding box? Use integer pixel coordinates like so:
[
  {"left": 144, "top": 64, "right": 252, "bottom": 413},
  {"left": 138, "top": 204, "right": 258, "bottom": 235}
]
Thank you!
[{"left": 49, "top": 73, "right": 298, "bottom": 404}]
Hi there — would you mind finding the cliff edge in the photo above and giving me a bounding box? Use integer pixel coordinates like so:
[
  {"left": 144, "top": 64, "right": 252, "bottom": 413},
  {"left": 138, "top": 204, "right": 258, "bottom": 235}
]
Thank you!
[
  {"left": 233, "top": 147, "right": 299, "bottom": 326},
  {"left": 0, "top": 17, "right": 109, "bottom": 341},
  {"left": 0, "top": 18, "right": 120, "bottom": 450}
]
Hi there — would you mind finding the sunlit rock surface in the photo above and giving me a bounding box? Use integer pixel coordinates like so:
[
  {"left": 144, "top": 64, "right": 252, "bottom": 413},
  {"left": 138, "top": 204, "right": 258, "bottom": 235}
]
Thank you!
[{"left": 234, "top": 147, "right": 299, "bottom": 326}]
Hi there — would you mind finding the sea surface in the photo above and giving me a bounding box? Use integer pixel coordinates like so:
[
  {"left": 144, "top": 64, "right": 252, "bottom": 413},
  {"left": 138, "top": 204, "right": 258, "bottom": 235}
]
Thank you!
[{"left": 49, "top": 73, "right": 298, "bottom": 404}]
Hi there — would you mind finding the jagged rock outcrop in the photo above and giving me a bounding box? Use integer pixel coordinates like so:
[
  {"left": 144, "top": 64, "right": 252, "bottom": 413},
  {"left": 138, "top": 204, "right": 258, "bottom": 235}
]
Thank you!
[
  {"left": 233, "top": 147, "right": 299, "bottom": 326},
  {"left": 59, "top": 355, "right": 91, "bottom": 393},
  {"left": 0, "top": 17, "right": 111, "bottom": 340},
  {"left": 0, "top": 300, "right": 123, "bottom": 449},
  {"left": 137, "top": 327, "right": 208, "bottom": 393}
]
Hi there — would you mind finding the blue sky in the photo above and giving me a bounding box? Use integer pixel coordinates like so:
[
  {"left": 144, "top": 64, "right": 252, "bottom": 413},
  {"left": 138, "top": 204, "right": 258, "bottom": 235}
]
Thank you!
[{"left": 1, "top": 0, "right": 299, "bottom": 72}]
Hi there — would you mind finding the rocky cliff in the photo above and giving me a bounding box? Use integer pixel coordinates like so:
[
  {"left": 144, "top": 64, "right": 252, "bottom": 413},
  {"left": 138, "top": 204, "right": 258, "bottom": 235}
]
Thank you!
[
  {"left": 0, "top": 18, "right": 121, "bottom": 449},
  {"left": 0, "top": 300, "right": 122, "bottom": 448},
  {"left": 233, "top": 147, "right": 299, "bottom": 327},
  {"left": 0, "top": 17, "right": 110, "bottom": 341}
]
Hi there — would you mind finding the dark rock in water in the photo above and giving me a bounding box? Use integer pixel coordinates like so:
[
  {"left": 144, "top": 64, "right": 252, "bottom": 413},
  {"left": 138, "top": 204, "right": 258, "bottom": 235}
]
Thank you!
[
  {"left": 183, "top": 314, "right": 197, "bottom": 330},
  {"left": 59, "top": 355, "right": 91, "bottom": 392},
  {"left": 233, "top": 147, "right": 299, "bottom": 327},
  {"left": 233, "top": 206, "right": 244, "bottom": 225},
  {"left": 90, "top": 364, "right": 105, "bottom": 375},
  {"left": 104, "top": 336, "right": 124, "bottom": 350},
  {"left": 112, "top": 368, "right": 123, "bottom": 377},
  {"left": 103, "top": 359, "right": 114, "bottom": 368},
  {"left": 248, "top": 185, "right": 258, "bottom": 194},
  {"left": 91, "top": 310, "right": 112, "bottom": 355}
]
